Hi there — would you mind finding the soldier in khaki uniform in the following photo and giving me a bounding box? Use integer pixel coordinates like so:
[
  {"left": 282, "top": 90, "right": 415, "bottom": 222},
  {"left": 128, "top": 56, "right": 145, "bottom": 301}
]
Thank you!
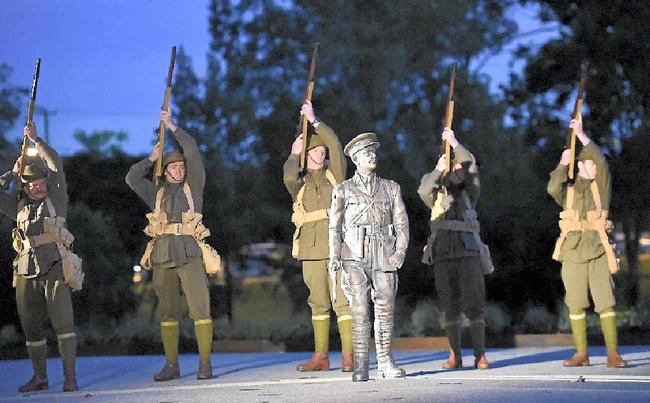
[
  {"left": 126, "top": 110, "right": 214, "bottom": 380},
  {"left": 418, "top": 128, "right": 491, "bottom": 370},
  {"left": 547, "top": 117, "right": 627, "bottom": 368},
  {"left": 283, "top": 100, "right": 353, "bottom": 372},
  {"left": 0, "top": 123, "right": 81, "bottom": 393}
]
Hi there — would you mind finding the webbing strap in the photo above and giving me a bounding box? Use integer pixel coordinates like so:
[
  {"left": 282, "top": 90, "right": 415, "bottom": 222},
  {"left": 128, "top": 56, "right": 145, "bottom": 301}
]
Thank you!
[
  {"left": 154, "top": 183, "right": 195, "bottom": 214},
  {"left": 564, "top": 181, "right": 601, "bottom": 215},
  {"left": 295, "top": 169, "right": 337, "bottom": 207}
]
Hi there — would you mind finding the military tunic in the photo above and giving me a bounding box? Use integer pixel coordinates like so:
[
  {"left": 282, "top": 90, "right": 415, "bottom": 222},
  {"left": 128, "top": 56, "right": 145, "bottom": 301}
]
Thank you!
[
  {"left": 283, "top": 122, "right": 350, "bottom": 320},
  {"left": 418, "top": 144, "right": 485, "bottom": 324},
  {"left": 126, "top": 127, "right": 210, "bottom": 321},
  {"left": 547, "top": 142, "right": 615, "bottom": 313}
]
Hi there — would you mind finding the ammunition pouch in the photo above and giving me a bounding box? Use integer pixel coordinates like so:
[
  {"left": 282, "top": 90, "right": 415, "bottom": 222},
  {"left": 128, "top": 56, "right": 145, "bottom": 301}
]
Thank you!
[
  {"left": 553, "top": 182, "right": 618, "bottom": 274},
  {"left": 424, "top": 191, "right": 493, "bottom": 275},
  {"left": 56, "top": 243, "right": 84, "bottom": 291},
  {"left": 291, "top": 202, "right": 329, "bottom": 259},
  {"left": 553, "top": 208, "right": 618, "bottom": 274},
  {"left": 290, "top": 170, "right": 337, "bottom": 259},
  {"left": 13, "top": 209, "right": 83, "bottom": 290},
  {"left": 140, "top": 190, "right": 222, "bottom": 275}
]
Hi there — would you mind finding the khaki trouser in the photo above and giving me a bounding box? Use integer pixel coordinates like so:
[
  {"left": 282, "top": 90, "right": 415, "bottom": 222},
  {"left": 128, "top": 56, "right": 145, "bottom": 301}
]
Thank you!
[
  {"left": 561, "top": 253, "right": 615, "bottom": 314},
  {"left": 15, "top": 263, "right": 75, "bottom": 342},
  {"left": 433, "top": 256, "right": 485, "bottom": 324},
  {"left": 302, "top": 259, "right": 351, "bottom": 318},
  {"left": 153, "top": 257, "right": 211, "bottom": 321}
]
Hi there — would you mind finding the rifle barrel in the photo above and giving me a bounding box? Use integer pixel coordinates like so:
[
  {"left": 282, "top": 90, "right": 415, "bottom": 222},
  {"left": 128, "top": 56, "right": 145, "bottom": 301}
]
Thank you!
[
  {"left": 155, "top": 46, "right": 177, "bottom": 185},
  {"left": 567, "top": 70, "right": 587, "bottom": 180},
  {"left": 298, "top": 43, "right": 320, "bottom": 172},
  {"left": 442, "top": 63, "right": 457, "bottom": 174},
  {"left": 20, "top": 58, "right": 41, "bottom": 177}
]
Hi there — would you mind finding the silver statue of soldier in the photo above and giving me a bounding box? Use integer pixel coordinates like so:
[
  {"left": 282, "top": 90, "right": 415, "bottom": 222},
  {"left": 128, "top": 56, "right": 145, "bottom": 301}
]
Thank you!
[{"left": 328, "top": 132, "right": 409, "bottom": 382}]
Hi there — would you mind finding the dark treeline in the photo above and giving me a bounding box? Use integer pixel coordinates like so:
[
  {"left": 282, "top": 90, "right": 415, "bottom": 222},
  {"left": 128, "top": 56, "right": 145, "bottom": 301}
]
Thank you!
[{"left": 0, "top": 0, "right": 649, "bottom": 335}]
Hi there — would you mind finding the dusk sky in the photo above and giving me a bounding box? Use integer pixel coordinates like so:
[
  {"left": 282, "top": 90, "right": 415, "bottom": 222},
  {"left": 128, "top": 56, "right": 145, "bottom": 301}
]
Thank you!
[{"left": 0, "top": 0, "right": 558, "bottom": 156}]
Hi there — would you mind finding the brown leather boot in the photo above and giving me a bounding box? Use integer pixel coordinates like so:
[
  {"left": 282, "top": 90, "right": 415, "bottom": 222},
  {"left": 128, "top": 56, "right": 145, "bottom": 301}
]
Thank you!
[
  {"left": 153, "top": 362, "right": 180, "bottom": 381},
  {"left": 607, "top": 351, "right": 629, "bottom": 368},
  {"left": 341, "top": 352, "right": 353, "bottom": 372},
  {"left": 474, "top": 355, "right": 490, "bottom": 369},
  {"left": 18, "top": 375, "right": 48, "bottom": 393},
  {"left": 563, "top": 352, "right": 590, "bottom": 367},
  {"left": 442, "top": 352, "right": 462, "bottom": 369},
  {"left": 63, "top": 377, "right": 78, "bottom": 392},
  {"left": 296, "top": 352, "right": 330, "bottom": 372},
  {"left": 197, "top": 359, "right": 214, "bottom": 379}
]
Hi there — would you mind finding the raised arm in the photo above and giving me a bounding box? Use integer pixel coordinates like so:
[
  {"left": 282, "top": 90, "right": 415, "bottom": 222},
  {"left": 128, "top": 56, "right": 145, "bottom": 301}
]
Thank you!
[
  {"left": 27, "top": 124, "right": 69, "bottom": 210},
  {"left": 454, "top": 143, "right": 480, "bottom": 207},
  {"left": 126, "top": 153, "right": 157, "bottom": 211},
  {"left": 547, "top": 149, "right": 570, "bottom": 207},
  {"left": 302, "top": 100, "right": 346, "bottom": 183},
  {"left": 315, "top": 122, "right": 346, "bottom": 183},
  {"left": 579, "top": 140, "right": 610, "bottom": 210},
  {"left": 160, "top": 110, "right": 205, "bottom": 192},
  {"left": 0, "top": 170, "right": 18, "bottom": 220},
  {"left": 418, "top": 153, "right": 445, "bottom": 208}
]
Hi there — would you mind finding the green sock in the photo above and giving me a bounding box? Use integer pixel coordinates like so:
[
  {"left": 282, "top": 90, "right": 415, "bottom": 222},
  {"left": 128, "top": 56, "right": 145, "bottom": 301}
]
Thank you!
[
  {"left": 569, "top": 309, "right": 588, "bottom": 354},
  {"left": 469, "top": 320, "right": 486, "bottom": 359},
  {"left": 338, "top": 318, "right": 352, "bottom": 353},
  {"left": 161, "top": 321, "right": 179, "bottom": 364},
  {"left": 313, "top": 317, "right": 330, "bottom": 353},
  {"left": 57, "top": 334, "right": 77, "bottom": 380},
  {"left": 194, "top": 319, "right": 213, "bottom": 361},
  {"left": 599, "top": 308, "right": 618, "bottom": 352}
]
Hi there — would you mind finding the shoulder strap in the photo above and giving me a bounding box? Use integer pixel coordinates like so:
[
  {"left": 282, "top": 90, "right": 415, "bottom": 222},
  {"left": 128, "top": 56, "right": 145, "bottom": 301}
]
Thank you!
[
  {"left": 154, "top": 184, "right": 195, "bottom": 213},
  {"left": 460, "top": 190, "right": 472, "bottom": 210},
  {"left": 154, "top": 187, "right": 165, "bottom": 213},
  {"left": 565, "top": 185, "right": 575, "bottom": 210},
  {"left": 182, "top": 183, "right": 195, "bottom": 213},
  {"left": 325, "top": 169, "right": 338, "bottom": 186},
  {"left": 45, "top": 197, "right": 57, "bottom": 217},
  {"left": 590, "top": 181, "right": 602, "bottom": 213}
]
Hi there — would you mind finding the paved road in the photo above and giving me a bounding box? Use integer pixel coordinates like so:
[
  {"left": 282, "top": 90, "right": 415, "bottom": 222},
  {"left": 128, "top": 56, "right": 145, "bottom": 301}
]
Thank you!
[{"left": 1, "top": 346, "right": 649, "bottom": 402}]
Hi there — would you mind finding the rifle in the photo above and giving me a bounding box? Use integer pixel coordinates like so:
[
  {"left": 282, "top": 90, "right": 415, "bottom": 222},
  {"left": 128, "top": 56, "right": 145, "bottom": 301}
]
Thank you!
[
  {"left": 155, "top": 46, "right": 177, "bottom": 185},
  {"left": 19, "top": 58, "right": 41, "bottom": 177},
  {"left": 441, "top": 63, "right": 457, "bottom": 174},
  {"left": 566, "top": 70, "right": 587, "bottom": 181},
  {"left": 298, "top": 43, "right": 320, "bottom": 172}
]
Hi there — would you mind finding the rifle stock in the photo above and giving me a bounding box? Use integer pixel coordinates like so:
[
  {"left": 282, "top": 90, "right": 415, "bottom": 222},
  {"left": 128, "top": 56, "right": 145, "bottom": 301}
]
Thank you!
[
  {"left": 298, "top": 43, "right": 320, "bottom": 172},
  {"left": 19, "top": 58, "right": 41, "bottom": 177},
  {"left": 155, "top": 46, "right": 177, "bottom": 185},
  {"left": 566, "top": 70, "right": 587, "bottom": 181},
  {"left": 441, "top": 63, "right": 457, "bottom": 174}
]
